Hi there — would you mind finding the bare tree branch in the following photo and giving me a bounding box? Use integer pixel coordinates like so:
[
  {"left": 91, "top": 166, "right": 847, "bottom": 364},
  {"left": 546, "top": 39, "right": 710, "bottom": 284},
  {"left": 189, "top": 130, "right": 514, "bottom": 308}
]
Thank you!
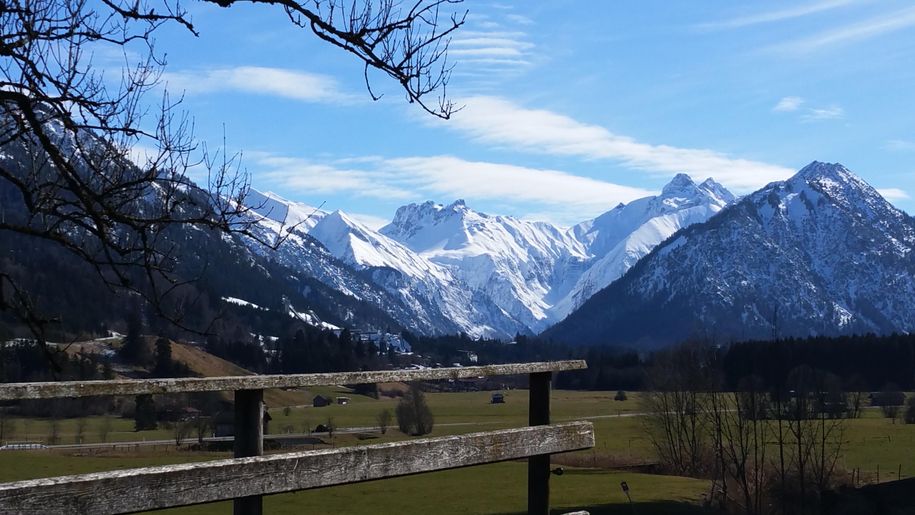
[{"left": 0, "top": 0, "right": 464, "bottom": 355}]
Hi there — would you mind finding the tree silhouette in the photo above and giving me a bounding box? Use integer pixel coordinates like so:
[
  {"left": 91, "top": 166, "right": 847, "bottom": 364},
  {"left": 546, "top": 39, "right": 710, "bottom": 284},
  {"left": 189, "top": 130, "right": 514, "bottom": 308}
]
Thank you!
[
  {"left": 0, "top": 0, "right": 466, "bottom": 359},
  {"left": 396, "top": 383, "right": 433, "bottom": 436}
]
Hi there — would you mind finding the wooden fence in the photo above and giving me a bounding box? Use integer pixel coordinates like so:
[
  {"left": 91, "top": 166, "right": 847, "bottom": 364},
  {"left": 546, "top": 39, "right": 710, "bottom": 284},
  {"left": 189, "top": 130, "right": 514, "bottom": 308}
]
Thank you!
[{"left": 0, "top": 360, "right": 593, "bottom": 514}]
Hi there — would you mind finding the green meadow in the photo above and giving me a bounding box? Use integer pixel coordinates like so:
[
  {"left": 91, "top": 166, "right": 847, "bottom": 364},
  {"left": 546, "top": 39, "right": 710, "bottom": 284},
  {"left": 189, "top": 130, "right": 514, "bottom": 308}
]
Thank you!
[{"left": 1, "top": 388, "right": 914, "bottom": 513}]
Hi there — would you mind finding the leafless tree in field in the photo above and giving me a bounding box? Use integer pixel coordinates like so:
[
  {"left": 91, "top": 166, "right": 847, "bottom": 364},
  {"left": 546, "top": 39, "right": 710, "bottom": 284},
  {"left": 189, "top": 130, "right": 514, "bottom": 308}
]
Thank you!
[
  {"left": 75, "top": 417, "right": 87, "bottom": 444},
  {"left": 0, "top": 407, "right": 15, "bottom": 443},
  {"left": 646, "top": 346, "right": 850, "bottom": 515},
  {"left": 707, "top": 378, "right": 770, "bottom": 515},
  {"left": 193, "top": 414, "right": 211, "bottom": 445},
  {"left": 642, "top": 343, "right": 716, "bottom": 477},
  {"left": 97, "top": 416, "right": 112, "bottom": 443},
  {"left": 171, "top": 419, "right": 191, "bottom": 447},
  {"left": 376, "top": 408, "right": 391, "bottom": 434}
]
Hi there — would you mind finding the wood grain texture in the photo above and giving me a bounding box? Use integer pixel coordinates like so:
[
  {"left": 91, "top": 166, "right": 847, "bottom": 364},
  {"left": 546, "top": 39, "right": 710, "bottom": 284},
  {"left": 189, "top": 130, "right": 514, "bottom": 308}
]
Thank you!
[
  {"left": 0, "top": 422, "right": 594, "bottom": 514},
  {"left": 0, "top": 361, "right": 587, "bottom": 400},
  {"left": 233, "top": 389, "right": 264, "bottom": 515},
  {"left": 528, "top": 372, "right": 552, "bottom": 515}
]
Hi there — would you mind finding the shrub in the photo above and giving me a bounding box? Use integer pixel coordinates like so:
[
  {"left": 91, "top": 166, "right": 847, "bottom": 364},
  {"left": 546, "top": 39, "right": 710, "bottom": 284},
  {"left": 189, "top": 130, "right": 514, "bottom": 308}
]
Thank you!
[
  {"left": 396, "top": 384, "right": 434, "bottom": 436},
  {"left": 904, "top": 396, "right": 915, "bottom": 424}
]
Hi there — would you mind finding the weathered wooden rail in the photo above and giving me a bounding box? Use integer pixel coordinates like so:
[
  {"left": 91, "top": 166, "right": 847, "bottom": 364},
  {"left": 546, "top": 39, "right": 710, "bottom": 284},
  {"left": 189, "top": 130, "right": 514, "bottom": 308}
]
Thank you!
[{"left": 0, "top": 360, "right": 592, "bottom": 514}]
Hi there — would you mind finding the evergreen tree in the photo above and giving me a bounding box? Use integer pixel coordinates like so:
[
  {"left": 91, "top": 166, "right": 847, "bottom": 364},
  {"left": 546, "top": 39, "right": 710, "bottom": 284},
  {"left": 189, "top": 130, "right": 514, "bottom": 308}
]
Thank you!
[
  {"left": 396, "top": 384, "right": 434, "bottom": 436},
  {"left": 153, "top": 338, "right": 173, "bottom": 377},
  {"left": 120, "top": 303, "right": 150, "bottom": 365},
  {"left": 134, "top": 394, "right": 158, "bottom": 431}
]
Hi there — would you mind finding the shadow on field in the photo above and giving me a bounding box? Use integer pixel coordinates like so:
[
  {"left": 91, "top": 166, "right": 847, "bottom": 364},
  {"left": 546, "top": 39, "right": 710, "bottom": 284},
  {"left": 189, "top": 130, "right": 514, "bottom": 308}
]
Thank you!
[
  {"left": 552, "top": 502, "right": 712, "bottom": 514},
  {"left": 498, "top": 500, "right": 713, "bottom": 515}
]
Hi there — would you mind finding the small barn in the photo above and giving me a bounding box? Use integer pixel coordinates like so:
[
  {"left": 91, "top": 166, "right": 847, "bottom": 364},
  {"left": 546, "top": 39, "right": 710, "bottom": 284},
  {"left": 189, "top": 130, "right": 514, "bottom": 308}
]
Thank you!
[
  {"left": 490, "top": 392, "right": 505, "bottom": 404},
  {"left": 313, "top": 395, "right": 333, "bottom": 408}
]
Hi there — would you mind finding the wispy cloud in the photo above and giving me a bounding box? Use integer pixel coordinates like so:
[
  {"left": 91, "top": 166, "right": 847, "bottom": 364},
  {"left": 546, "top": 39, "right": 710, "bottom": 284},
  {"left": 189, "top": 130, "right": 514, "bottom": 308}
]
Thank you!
[
  {"left": 768, "top": 5, "right": 915, "bottom": 53},
  {"left": 697, "top": 0, "right": 857, "bottom": 30},
  {"left": 163, "top": 66, "right": 355, "bottom": 103},
  {"left": 773, "top": 96, "right": 805, "bottom": 112},
  {"left": 801, "top": 105, "right": 845, "bottom": 121},
  {"left": 451, "top": 36, "right": 532, "bottom": 49},
  {"left": 450, "top": 11, "right": 536, "bottom": 84},
  {"left": 249, "top": 152, "right": 653, "bottom": 222},
  {"left": 450, "top": 47, "right": 526, "bottom": 58},
  {"left": 505, "top": 14, "right": 534, "bottom": 25},
  {"left": 877, "top": 188, "right": 910, "bottom": 201},
  {"left": 381, "top": 156, "right": 652, "bottom": 214},
  {"left": 249, "top": 153, "right": 411, "bottom": 200},
  {"left": 773, "top": 97, "right": 844, "bottom": 122},
  {"left": 347, "top": 213, "right": 391, "bottom": 230},
  {"left": 885, "top": 139, "right": 915, "bottom": 152},
  {"left": 433, "top": 96, "right": 793, "bottom": 192}
]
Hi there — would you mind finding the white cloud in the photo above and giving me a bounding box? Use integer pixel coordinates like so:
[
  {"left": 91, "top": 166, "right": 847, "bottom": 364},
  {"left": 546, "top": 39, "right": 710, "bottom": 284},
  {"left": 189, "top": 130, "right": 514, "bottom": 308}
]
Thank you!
[
  {"left": 435, "top": 96, "right": 793, "bottom": 192},
  {"left": 163, "top": 66, "right": 355, "bottom": 103},
  {"left": 801, "top": 105, "right": 845, "bottom": 121},
  {"left": 126, "top": 142, "right": 160, "bottom": 168},
  {"left": 249, "top": 152, "right": 654, "bottom": 221},
  {"left": 505, "top": 14, "right": 534, "bottom": 25},
  {"left": 772, "top": 98, "right": 843, "bottom": 122},
  {"left": 348, "top": 213, "right": 391, "bottom": 230},
  {"left": 249, "top": 153, "right": 411, "bottom": 200},
  {"left": 381, "top": 156, "right": 653, "bottom": 214},
  {"left": 768, "top": 6, "right": 915, "bottom": 54},
  {"left": 697, "top": 0, "right": 857, "bottom": 30},
  {"left": 450, "top": 13, "right": 537, "bottom": 82},
  {"left": 877, "top": 188, "right": 910, "bottom": 201},
  {"left": 450, "top": 47, "right": 526, "bottom": 58},
  {"left": 451, "top": 37, "right": 533, "bottom": 50},
  {"left": 886, "top": 139, "right": 915, "bottom": 152},
  {"left": 773, "top": 96, "right": 805, "bottom": 112}
]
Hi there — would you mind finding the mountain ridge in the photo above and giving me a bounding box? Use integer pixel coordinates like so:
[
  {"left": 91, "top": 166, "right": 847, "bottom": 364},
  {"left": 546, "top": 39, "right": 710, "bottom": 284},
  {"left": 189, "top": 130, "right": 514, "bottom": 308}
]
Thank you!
[
  {"left": 543, "top": 161, "right": 915, "bottom": 347},
  {"left": 242, "top": 172, "right": 735, "bottom": 337}
]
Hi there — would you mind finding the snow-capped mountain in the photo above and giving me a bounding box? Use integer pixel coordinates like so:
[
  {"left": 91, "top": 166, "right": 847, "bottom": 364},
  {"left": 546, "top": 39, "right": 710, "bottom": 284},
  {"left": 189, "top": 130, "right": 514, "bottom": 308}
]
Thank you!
[
  {"left": 553, "top": 174, "right": 734, "bottom": 319},
  {"left": 244, "top": 189, "right": 327, "bottom": 237},
  {"left": 242, "top": 174, "right": 734, "bottom": 337},
  {"left": 379, "top": 176, "right": 733, "bottom": 329},
  {"left": 544, "top": 162, "right": 915, "bottom": 347},
  {"left": 241, "top": 190, "right": 531, "bottom": 338},
  {"left": 308, "top": 209, "right": 529, "bottom": 338},
  {"left": 239, "top": 197, "right": 455, "bottom": 336},
  {"left": 0, "top": 120, "right": 412, "bottom": 338},
  {"left": 380, "top": 200, "right": 590, "bottom": 332}
]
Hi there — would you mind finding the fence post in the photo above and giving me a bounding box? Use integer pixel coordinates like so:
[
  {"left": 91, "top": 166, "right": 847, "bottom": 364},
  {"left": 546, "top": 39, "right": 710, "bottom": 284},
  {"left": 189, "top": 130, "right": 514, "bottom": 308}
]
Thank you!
[
  {"left": 528, "top": 372, "right": 551, "bottom": 515},
  {"left": 234, "top": 389, "right": 264, "bottom": 515}
]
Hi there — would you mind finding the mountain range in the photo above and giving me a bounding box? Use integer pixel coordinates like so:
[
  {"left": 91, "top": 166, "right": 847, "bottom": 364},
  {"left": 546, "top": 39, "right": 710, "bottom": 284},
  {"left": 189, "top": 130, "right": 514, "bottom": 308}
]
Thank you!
[
  {"left": 4, "top": 117, "right": 911, "bottom": 350},
  {"left": 544, "top": 162, "right": 915, "bottom": 347},
  {"left": 243, "top": 173, "right": 733, "bottom": 338}
]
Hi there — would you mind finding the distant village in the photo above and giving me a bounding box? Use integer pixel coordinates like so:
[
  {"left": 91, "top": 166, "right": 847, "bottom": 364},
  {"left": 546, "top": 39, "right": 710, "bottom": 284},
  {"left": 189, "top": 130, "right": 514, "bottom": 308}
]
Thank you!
[{"left": 331, "top": 329, "right": 412, "bottom": 354}]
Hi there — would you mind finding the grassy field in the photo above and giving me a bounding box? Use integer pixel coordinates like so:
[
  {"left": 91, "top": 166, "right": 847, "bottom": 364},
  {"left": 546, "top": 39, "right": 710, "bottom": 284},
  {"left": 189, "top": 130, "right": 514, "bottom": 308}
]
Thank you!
[
  {"left": 839, "top": 408, "right": 915, "bottom": 482},
  {"left": 160, "top": 462, "right": 711, "bottom": 515},
  {"left": 0, "top": 388, "right": 647, "bottom": 445},
  {"left": 2, "top": 388, "right": 914, "bottom": 513},
  {"left": 0, "top": 450, "right": 709, "bottom": 515},
  {"left": 0, "top": 388, "right": 710, "bottom": 514}
]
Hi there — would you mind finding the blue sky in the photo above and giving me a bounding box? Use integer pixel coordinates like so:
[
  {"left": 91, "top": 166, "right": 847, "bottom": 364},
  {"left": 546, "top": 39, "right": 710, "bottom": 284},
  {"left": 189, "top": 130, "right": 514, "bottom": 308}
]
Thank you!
[{"left": 140, "top": 0, "right": 915, "bottom": 227}]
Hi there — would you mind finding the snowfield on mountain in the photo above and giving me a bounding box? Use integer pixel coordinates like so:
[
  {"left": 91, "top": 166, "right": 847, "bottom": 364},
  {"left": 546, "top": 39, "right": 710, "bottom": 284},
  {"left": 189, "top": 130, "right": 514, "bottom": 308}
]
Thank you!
[
  {"left": 544, "top": 162, "right": 915, "bottom": 347},
  {"left": 242, "top": 174, "right": 734, "bottom": 337}
]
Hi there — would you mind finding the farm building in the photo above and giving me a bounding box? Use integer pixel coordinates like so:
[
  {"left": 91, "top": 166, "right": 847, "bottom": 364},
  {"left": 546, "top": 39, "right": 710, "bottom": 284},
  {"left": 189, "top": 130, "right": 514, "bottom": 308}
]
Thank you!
[{"left": 313, "top": 395, "right": 333, "bottom": 407}]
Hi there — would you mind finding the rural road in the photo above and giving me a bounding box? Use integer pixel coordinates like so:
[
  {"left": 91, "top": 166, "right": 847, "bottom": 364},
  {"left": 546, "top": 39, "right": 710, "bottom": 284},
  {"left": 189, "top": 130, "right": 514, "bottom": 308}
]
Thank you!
[{"left": 27, "top": 411, "right": 651, "bottom": 451}]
